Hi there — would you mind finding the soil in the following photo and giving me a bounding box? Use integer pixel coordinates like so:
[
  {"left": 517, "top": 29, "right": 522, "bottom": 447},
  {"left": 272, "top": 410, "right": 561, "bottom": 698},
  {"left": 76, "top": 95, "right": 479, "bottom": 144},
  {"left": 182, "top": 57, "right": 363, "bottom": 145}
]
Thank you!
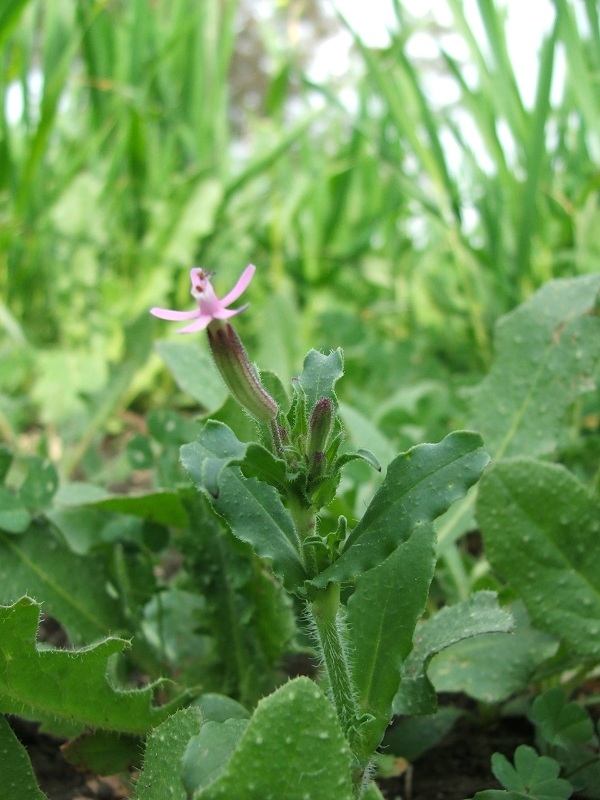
[
  {"left": 8, "top": 706, "right": 535, "bottom": 800},
  {"left": 377, "top": 712, "right": 534, "bottom": 800}
]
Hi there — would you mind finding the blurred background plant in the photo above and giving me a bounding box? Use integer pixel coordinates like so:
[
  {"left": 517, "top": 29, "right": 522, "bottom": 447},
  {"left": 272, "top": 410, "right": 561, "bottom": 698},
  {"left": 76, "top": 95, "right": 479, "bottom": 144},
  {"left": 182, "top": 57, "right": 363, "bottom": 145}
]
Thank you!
[{"left": 1, "top": 0, "right": 599, "bottom": 478}]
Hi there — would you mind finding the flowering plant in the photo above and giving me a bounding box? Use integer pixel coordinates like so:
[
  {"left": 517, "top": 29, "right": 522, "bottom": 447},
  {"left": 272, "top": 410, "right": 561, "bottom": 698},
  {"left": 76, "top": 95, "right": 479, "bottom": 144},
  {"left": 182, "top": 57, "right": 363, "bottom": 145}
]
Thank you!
[{"left": 1, "top": 272, "right": 599, "bottom": 799}]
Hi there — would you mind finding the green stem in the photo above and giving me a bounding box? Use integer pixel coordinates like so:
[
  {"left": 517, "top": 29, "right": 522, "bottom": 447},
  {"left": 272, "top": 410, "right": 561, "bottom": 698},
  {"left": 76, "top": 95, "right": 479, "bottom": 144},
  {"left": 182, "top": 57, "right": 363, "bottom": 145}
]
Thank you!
[
  {"left": 287, "top": 493, "right": 318, "bottom": 575},
  {"left": 309, "top": 583, "right": 359, "bottom": 735}
]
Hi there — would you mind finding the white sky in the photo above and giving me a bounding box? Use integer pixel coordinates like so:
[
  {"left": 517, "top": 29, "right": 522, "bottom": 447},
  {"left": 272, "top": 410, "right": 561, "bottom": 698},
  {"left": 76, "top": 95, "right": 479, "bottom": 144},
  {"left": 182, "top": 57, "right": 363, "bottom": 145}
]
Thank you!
[{"left": 329, "top": 0, "right": 560, "bottom": 107}]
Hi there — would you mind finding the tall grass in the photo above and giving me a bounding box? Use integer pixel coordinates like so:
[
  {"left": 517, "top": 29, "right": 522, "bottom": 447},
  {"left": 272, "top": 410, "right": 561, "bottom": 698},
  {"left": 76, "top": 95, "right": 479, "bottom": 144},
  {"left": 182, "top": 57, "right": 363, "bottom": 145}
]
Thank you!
[{"left": 0, "top": 0, "right": 598, "bottom": 460}]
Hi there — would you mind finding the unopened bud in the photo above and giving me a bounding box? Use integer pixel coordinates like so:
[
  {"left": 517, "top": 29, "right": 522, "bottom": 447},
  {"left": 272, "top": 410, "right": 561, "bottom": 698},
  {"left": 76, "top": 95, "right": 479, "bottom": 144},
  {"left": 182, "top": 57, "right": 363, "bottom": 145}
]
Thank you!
[
  {"left": 307, "top": 397, "right": 334, "bottom": 460},
  {"left": 207, "top": 321, "right": 278, "bottom": 421}
]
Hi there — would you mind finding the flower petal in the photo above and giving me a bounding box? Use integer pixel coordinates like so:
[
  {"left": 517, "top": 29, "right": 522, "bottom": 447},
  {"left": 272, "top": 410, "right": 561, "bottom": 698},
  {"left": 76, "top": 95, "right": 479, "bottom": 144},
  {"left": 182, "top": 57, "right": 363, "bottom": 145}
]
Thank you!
[
  {"left": 213, "top": 303, "right": 249, "bottom": 320},
  {"left": 150, "top": 307, "right": 199, "bottom": 321},
  {"left": 219, "top": 264, "right": 256, "bottom": 307},
  {"left": 176, "top": 315, "right": 212, "bottom": 333}
]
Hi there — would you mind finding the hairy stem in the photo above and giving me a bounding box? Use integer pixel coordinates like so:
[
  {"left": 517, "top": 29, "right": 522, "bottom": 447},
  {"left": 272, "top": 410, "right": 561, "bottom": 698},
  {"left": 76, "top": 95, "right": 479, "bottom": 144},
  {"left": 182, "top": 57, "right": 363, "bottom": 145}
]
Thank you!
[{"left": 309, "top": 583, "right": 359, "bottom": 735}]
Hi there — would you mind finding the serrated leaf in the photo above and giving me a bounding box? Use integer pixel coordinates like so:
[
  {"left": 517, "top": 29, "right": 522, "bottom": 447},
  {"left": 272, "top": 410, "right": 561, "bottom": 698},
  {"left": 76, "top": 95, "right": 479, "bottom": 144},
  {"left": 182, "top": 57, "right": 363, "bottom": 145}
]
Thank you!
[
  {"left": 297, "top": 349, "right": 344, "bottom": 411},
  {"left": 0, "top": 714, "right": 50, "bottom": 800},
  {"left": 181, "top": 429, "right": 305, "bottom": 592},
  {"left": 155, "top": 339, "right": 228, "bottom": 413},
  {"left": 133, "top": 707, "right": 203, "bottom": 800},
  {"left": 530, "top": 688, "right": 594, "bottom": 747},
  {"left": 429, "top": 602, "right": 558, "bottom": 703},
  {"left": 0, "top": 598, "right": 176, "bottom": 734},
  {"left": 0, "top": 526, "right": 128, "bottom": 643},
  {"left": 188, "top": 677, "right": 353, "bottom": 800},
  {"left": 393, "top": 592, "right": 513, "bottom": 715},
  {"left": 477, "top": 458, "right": 600, "bottom": 659},
  {"left": 347, "top": 523, "right": 436, "bottom": 757},
  {"left": 312, "top": 431, "right": 489, "bottom": 587}
]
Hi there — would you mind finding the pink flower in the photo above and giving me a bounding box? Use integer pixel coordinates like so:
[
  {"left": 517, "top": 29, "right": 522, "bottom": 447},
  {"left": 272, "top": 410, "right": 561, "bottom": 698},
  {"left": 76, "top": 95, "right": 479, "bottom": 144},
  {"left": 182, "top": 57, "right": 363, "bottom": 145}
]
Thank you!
[{"left": 150, "top": 264, "right": 256, "bottom": 333}]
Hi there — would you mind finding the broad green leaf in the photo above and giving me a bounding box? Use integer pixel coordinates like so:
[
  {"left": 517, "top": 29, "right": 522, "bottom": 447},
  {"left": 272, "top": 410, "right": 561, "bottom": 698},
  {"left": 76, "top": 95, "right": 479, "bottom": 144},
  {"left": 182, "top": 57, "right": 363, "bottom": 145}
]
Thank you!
[
  {"left": 186, "top": 677, "right": 353, "bottom": 800},
  {"left": 0, "top": 487, "right": 31, "bottom": 534},
  {"left": 49, "top": 489, "right": 188, "bottom": 554},
  {"left": 181, "top": 430, "right": 305, "bottom": 592},
  {"left": 155, "top": 339, "right": 228, "bottom": 413},
  {"left": 133, "top": 707, "right": 203, "bottom": 800},
  {"left": 0, "top": 714, "right": 49, "bottom": 800},
  {"left": 393, "top": 592, "right": 512, "bottom": 715},
  {"left": 191, "top": 694, "right": 250, "bottom": 723},
  {"left": 469, "top": 274, "right": 600, "bottom": 460},
  {"left": 85, "top": 491, "right": 189, "bottom": 528},
  {"left": 0, "top": 525, "right": 128, "bottom": 643},
  {"left": 438, "top": 275, "right": 600, "bottom": 552},
  {"left": 312, "top": 431, "right": 489, "bottom": 587},
  {"left": 429, "top": 602, "right": 558, "bottom": 703},
  {"left": 183, "top": 719, "right": 249, "bottom": 795},
  {"left": 181, "top": 421, "right": 288, "bottom": 497},
  {"left": 297, "top": 348, "right": 344, "bottom": 411},
  {"left": 477, "top": 459, "right": 600, "bottom": 659},
  {"left": 0, "top": 598, "right": 176, "bottom": 734},
  {"left": 347, "top": 523, "right": 436, "bottom": 757}
]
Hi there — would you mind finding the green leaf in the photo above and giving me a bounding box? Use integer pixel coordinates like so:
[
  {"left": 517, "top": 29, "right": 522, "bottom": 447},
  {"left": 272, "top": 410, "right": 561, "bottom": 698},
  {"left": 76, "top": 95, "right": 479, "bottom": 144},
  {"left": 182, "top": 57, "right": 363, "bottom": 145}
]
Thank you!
[
  {"left": 86, "top": 491, "right": 189, "bottom": 528},
  {"left": 488, "top": 746, "right": 573, "bottom": 800},
  {"left": 0, "top": 525, "right": 128, "bottom": 643},
  {"left": 191, "top": 694, "right": 250, "bottom": 723},
  {"left": 0, "top": 445, "right": 13, "bottom": 484},
  {"left": 438, "top": 275, "right": 600, "bottom": 552},
  {"left": 18, "top": 457, "right": 59, "bottom": 512},
  {"left": 0, "top": 714, "right": 50, "bottom": 800},
  {"left": 62, "top": 730, "right": 142, "bottom": 776},
  {"left": 477, "top": 458, "right": 600, "bottom": 659},
  {"left": 297, "top": 349, "right": 344, "bottom": 411},
  {"left": 0, "top": 487, "right": 31, "bottom": 534},
  {"left": 183, "top": 719, "right": 249, "bottom": 795},
  {"left": 347, "top": 523, "right": 436, "bottom": 756},
  {"left": 0, "top": 0, "right": 33, "bottom": 49},
  {"left": 383, "top": 707, "right": 465, "bottom": 762},
  {"left": 469, "top": 274, "right": 600, "bottom": 460},
  {"left": 155, "top": 339, "right": 228, "bottom": 413},
  {"left": 429, "top": 602, "right": 559, "bottom": 704},
  {"left": 181, "top": 420, "right": 288, "bottom": 497},
  {"left": 0, "top": 598, "right": 177, "bottom": 734},
  {"left": 312, "top": 431, "right": 489, "bottom": 587},
  {"left": 133, "top": 707, "right": 203, "bottom": 800},
  {"left": 393, "top": 592, "right": 513, "bottom": 715},
  {"left": 181, "top": 428, "right": 305, "bottom": 592},
  {"left": 530, "top": 688, "right": 595, "bottom": 748},
  {"left": 185, "top": 677, "right": 353, "bottom": 800}
]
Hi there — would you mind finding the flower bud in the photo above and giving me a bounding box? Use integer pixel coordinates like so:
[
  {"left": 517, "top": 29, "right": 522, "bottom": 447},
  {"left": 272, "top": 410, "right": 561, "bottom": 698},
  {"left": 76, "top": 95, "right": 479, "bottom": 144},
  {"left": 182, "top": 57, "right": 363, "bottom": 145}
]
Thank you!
[
  {"left": 207, "top": 321, "right": 278, "bottom": 421},
  {"left": 307, "top": 397, "right": 335, "bottom": 460}
]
